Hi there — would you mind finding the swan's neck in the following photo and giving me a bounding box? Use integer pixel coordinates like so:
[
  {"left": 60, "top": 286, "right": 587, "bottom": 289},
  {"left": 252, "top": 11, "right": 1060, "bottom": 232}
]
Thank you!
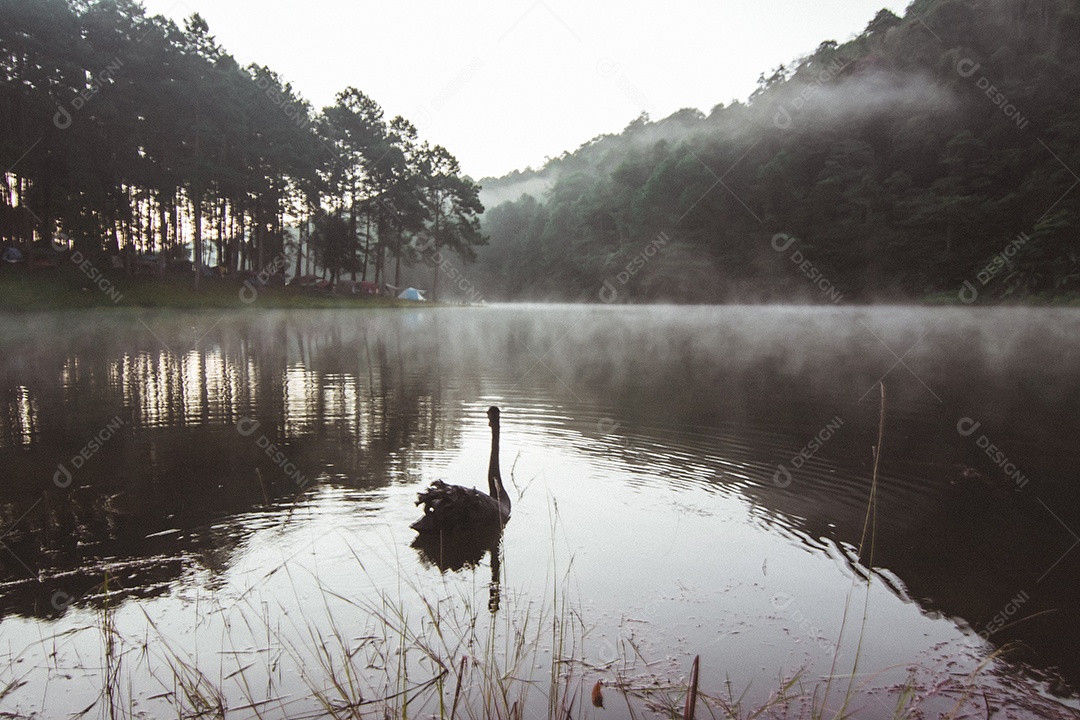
[{"left": 488, "top": 423, "right": 509, "bottom": 510}]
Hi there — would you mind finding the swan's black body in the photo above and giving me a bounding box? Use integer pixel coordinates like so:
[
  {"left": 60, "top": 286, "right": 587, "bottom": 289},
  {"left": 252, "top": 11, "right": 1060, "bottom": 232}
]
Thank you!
[{"left": 411, "top": 406, "right": 511, "bottom": 536}]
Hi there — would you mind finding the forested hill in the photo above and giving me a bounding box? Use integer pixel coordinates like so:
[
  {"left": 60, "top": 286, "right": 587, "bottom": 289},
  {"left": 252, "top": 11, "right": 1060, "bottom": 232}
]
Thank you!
[{"left": 475, "top": 0, "right": 1080, "bottom": 304}]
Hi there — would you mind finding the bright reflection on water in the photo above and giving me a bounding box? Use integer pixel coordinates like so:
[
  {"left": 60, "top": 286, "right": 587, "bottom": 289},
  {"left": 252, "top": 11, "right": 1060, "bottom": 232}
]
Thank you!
[{"left": 1, "top": 305, "right": 1079, "bottom": 718}]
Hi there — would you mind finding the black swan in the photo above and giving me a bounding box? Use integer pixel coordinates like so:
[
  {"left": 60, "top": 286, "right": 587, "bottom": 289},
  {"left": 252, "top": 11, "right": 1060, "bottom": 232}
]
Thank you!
[{"left": 411, "top": 406, "right": 511, "bottom": 536}]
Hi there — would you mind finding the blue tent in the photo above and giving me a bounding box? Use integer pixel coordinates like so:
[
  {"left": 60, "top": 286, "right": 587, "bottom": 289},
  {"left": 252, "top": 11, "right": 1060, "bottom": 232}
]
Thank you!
[
  {"left": 1, "top": 246, "right": 24, "bottom": 263},
  {"left": 397, "top": 287, "right": 426, "bottom": 301}
]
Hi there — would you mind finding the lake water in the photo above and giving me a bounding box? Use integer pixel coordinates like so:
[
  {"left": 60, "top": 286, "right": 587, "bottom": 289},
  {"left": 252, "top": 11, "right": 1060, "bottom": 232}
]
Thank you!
[{"left": 1, "top": 305, "right": 1079, "bottom": 718}]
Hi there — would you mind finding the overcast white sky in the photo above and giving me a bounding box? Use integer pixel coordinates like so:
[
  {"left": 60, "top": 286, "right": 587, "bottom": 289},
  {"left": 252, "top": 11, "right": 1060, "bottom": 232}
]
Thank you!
[{"left": 138, "top": 0, "right": 909, "bottom": 179}]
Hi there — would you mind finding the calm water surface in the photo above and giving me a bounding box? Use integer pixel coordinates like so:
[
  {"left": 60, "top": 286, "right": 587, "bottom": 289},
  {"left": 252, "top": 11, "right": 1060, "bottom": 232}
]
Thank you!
[{"left": 1, "top": 305, "right": 1079, "bottom": 718}]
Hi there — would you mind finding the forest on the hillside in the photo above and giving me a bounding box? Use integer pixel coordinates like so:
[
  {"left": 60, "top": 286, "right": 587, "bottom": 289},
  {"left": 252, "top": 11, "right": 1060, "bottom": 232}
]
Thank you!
[
  {"left": 474, "top": 0, "right": 1080, "bottom": 303},
  {"left": 0, "top": 0, "right": 483, "bottom": 296}
]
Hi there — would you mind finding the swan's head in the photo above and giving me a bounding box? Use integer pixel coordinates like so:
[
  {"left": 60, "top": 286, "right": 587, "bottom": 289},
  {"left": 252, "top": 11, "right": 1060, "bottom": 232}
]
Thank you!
[{"left": 487, "top": 406, "right": 500, "bottom": 427}]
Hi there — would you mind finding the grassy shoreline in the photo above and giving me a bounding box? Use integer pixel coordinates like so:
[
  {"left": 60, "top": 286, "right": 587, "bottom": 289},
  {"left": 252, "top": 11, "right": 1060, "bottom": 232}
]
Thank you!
[
  {"left": 0, "top": 266, "right": 424, "bottom": 311},
  {"left": 4, "top": 266, "right": 1080, "bottom": 311}
]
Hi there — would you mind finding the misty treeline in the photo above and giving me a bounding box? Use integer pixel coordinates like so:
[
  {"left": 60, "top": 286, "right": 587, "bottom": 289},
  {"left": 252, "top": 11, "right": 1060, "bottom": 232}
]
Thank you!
[
  {"left": 0, "top": 0, "right": 483, "bottom": 294},
  {"left": 476, "top": 0, "right": 1080, "bottom": 302}
]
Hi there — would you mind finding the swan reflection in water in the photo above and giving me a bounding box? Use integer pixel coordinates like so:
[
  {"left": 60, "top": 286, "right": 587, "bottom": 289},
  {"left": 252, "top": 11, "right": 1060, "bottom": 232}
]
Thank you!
[
  {"left": 411, "top": 406, "right": 511, "bottom": 611},
  {"left": 410, "top": 530, "right": 504, "bottom": 612}
]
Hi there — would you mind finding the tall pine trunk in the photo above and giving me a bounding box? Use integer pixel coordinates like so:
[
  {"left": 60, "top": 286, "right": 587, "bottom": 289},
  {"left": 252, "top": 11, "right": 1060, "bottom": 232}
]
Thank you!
[
  {"left": 193, "top": 193, "right": 202, "bottom": 290},
  {"left": 431, "top": 242, "right": 439, "bottom": 301},
  {"left": 393, "top": 227, "right": 402, "bottom": 289},
  {"left": 193, "top": 95, "right": 202, "bottom": 291},
  {"left": 429, "top": 202, "right": 442, "bottom": 302},
  {"left": 361, "top": 212, "right": 370, "bottom": 281}
]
